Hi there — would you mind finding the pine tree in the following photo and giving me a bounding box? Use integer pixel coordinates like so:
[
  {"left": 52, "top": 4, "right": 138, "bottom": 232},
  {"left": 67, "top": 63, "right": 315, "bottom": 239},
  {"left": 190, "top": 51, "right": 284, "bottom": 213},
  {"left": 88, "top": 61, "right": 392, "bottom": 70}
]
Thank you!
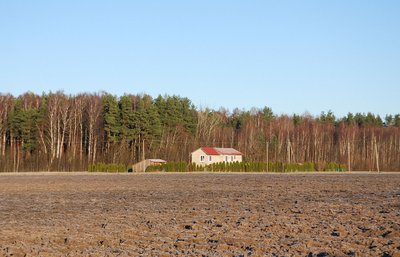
[
  {"left": 119, "top": 95, "right": 134, "bottom": 140},
  {"left": 102, "top": 94, "right": 120, "bottom": 144}
]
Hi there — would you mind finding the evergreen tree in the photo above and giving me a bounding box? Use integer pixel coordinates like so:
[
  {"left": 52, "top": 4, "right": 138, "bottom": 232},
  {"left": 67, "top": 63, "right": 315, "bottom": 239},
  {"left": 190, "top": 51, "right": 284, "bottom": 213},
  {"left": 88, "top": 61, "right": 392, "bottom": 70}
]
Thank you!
[
  {"left": 319, "top": 110, "right": 335, "bottom": 124},
  {"left": 292, "top": 114, "right": 303, "bottom": 125},
  {"left": 8, "top": 97, "right": 40, "bottom": 152},
  {"left": 394, "top": 114, "right": 400, "bottom": 127},
  {"left": 102, "top": 94, "right": 120, "bottom": 144},
  {"left": 354, "top": 113, "right": 365, "bottom": 126},
  {"left": 385, "top": 115, "right": 393, "bottom": 126},
  {"left": 262, "top": 106, "right": 274, "bottom": 122},
  {"left": 118, "top": 95, "right": 134, "bottom": 140},
  {"left": 130, "top": 95, "right": 162, "bottom": 140},
  {"left": 154, "top": 95, "right": 196, "bottom": 134},
  {"left": 345, "top": 112, "right": 355, "bottom": 125}
]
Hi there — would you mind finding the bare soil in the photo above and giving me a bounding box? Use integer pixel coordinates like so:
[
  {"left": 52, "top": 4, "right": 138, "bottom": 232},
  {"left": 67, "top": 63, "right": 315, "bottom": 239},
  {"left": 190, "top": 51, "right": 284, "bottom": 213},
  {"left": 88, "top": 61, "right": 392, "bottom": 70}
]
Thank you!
[{"left": 0, "top": 172, "right": 399, "bottom": 257}]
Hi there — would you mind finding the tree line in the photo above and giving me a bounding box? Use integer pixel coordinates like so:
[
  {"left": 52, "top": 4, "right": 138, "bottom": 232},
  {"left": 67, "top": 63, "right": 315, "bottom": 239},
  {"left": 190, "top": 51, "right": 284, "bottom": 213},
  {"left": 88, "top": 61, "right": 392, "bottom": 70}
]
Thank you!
[{"left": 0, "top": 91, "right": 399, "bottom": 172}]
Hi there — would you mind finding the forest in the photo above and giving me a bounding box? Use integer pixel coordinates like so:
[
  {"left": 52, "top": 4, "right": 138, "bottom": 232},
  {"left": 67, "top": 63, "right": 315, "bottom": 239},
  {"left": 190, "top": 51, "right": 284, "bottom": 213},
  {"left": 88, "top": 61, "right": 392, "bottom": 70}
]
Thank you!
[{"left": 0, "top": 91, "right": 399, "bottom": 172}]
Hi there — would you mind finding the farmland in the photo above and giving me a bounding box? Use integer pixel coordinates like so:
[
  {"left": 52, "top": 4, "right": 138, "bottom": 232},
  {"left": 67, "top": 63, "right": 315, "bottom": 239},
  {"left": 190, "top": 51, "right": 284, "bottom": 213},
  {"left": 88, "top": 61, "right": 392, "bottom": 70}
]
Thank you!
[{"left": 0, "top": 172, "right": 399, "bottom": 256}]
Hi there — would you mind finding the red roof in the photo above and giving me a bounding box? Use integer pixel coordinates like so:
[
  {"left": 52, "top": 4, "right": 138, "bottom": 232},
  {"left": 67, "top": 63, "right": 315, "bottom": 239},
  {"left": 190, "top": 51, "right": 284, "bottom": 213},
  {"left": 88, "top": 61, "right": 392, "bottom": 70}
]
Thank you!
[
  {"left": 201, "top": 147, "right": 242, "bottom": 156},
  {"left": 201, "top": 147, "right": 220, "bottom": 155}
]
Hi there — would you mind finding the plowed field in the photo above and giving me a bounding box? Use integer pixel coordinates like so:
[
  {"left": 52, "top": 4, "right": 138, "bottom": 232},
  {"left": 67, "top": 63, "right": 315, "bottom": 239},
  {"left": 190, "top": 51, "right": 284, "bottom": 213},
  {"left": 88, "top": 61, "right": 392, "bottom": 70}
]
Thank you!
[{"left": 0, "top": 172, "right": 399, "bottom": 256}]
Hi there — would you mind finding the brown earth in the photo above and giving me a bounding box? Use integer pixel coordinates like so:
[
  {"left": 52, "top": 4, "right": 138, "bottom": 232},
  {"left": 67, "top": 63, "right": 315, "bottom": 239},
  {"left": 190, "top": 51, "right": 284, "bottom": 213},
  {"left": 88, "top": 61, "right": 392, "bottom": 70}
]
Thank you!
[{"left": 0, "top": 172, "right": 399, "bottom": 257}]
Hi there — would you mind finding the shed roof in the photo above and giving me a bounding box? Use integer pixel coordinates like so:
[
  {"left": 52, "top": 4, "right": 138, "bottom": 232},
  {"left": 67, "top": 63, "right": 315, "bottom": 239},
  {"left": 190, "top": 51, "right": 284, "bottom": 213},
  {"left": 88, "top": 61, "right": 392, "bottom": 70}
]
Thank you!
[{"left": 148, "top": 159, "right": 167, "bottom": 163}]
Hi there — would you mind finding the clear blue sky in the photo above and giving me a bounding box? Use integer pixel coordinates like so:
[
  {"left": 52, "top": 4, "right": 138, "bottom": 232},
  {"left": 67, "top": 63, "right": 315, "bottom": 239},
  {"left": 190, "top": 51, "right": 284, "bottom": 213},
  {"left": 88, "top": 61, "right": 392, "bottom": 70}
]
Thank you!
[{"left": 1, "top": 1, "right": 399, "bottom": 117}]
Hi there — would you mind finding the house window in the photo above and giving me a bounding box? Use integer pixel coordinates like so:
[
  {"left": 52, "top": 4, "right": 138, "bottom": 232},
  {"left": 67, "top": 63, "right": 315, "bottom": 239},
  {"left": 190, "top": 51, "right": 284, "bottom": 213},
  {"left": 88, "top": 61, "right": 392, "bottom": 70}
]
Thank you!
[
  {"left": 234, "top": 155, "right": 236, "bottom": 160},
  {"left": 209, "top": 156, "right": 212, "bottom": 161},
  {"left": 200, "top": 156, "right": 205, "bottom": 162},
  {"left": 231, "top": 156, "right": 234, "bottom": 161},
  {"left": 225, "top": 156, "right": 228, "bottom": 162}
]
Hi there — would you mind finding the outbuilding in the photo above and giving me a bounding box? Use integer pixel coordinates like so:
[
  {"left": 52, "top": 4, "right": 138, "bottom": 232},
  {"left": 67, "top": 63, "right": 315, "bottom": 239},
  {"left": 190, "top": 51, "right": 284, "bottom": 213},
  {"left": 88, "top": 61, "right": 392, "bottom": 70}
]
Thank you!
[{"left": 132, "top": 159, "right": 167, "bottom": 172}]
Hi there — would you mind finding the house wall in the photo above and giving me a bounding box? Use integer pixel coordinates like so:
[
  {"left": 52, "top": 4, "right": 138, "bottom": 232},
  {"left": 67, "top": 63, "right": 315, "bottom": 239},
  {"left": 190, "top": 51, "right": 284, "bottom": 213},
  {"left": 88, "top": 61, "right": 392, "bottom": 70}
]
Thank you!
[
  {"left": 191, "top": 148, "right": 243, "bottom": 166},
  {"left": 220, "top": 154, "right": 242, "bottom": 163}
]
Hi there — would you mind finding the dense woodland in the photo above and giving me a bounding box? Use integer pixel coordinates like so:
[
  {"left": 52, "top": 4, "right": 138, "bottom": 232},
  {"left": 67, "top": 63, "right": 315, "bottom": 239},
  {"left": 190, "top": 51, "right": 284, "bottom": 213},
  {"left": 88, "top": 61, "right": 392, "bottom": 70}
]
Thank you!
[{"left": 0, "top": 91, "right": 399, "bottom": 172}]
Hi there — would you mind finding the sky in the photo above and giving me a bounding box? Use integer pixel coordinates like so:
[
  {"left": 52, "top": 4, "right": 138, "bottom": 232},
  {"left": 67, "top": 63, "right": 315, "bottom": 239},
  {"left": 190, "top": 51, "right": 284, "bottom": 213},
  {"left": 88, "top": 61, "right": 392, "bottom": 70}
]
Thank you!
[{"left": 0, "top": 1, "right": 399, "bottom": 118}]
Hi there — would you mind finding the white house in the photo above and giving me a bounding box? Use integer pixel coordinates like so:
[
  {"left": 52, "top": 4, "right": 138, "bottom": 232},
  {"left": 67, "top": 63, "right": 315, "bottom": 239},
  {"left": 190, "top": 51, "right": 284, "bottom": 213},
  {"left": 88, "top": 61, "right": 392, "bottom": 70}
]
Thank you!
[{"left": 191, "top": 147, "right": 243, "bottom": 166}]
